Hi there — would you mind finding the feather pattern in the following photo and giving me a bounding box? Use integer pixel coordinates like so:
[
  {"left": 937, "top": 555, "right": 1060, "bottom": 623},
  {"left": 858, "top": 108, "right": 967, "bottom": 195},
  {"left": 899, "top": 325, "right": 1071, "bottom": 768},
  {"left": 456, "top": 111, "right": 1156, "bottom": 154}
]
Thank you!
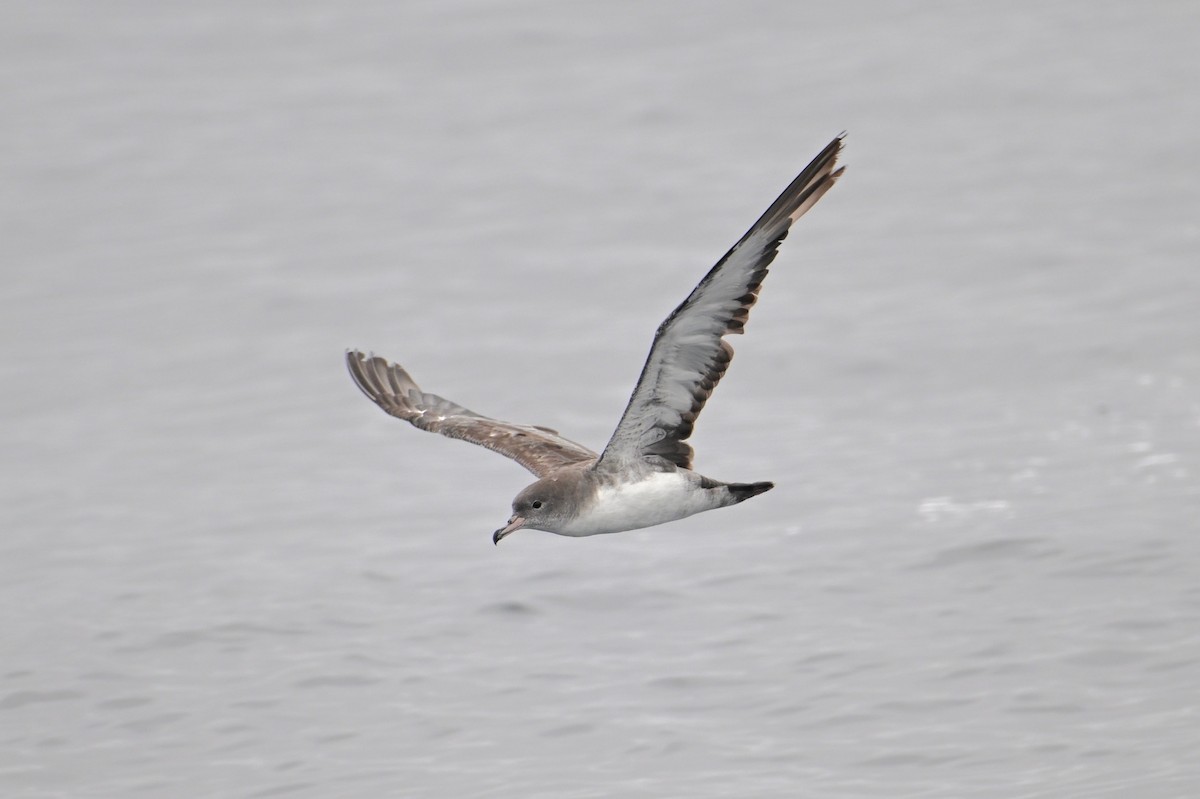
[
  {"left": 346, "top": 351, "right": 598, "bottom": 477},
  {"left": 595, "top": 135, "right": 845, "bottom": 471}
]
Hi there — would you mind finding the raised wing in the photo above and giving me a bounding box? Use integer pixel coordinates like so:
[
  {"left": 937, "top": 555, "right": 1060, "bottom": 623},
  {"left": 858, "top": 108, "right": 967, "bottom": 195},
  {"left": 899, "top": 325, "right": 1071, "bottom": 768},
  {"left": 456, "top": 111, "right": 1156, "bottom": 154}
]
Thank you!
[
  {"left": 595, "top": 135, "right": 844, "bottom": 471},
  {"left": 346, "top": 351, "right": 598, "bottom": 477}
]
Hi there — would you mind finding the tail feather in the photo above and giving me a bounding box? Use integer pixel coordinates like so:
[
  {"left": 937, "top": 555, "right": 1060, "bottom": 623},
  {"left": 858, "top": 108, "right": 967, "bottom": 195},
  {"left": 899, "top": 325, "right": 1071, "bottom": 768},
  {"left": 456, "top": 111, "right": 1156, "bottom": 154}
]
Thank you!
[{"left": 726, "top": 481, "right": 774, "bottom": 503}]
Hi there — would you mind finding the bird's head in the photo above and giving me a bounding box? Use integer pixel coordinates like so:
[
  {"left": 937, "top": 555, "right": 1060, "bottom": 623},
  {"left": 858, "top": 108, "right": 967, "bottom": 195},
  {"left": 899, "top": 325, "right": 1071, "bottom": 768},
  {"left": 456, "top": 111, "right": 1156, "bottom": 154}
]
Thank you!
[{"left": 492, "top": 476, "right": 579, "bottom": 544}]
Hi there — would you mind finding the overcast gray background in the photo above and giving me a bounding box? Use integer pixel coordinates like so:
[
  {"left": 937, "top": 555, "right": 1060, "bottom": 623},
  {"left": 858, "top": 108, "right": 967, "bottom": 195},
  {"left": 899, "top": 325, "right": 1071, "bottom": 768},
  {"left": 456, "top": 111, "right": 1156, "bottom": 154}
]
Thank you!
[{"left": 3, "top": 2, "right": 1199, "bottom": 797}]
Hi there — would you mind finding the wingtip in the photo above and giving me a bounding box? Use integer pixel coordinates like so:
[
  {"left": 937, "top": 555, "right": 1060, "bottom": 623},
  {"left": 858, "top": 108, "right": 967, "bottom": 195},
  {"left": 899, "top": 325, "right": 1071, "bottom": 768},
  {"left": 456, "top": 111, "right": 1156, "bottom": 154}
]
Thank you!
[
  {"left": 345, "top": 349, "right": 369, "bottom": 377},
  {"left": 825, "top": 133, "right": 847, "bottom": 170}
]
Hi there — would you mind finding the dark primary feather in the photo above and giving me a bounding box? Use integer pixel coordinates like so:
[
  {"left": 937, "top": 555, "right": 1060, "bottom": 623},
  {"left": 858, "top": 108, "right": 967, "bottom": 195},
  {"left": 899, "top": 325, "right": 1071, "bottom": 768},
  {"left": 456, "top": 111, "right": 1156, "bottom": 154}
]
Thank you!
[
  {"left": 345, "top": 351, "right": 598, "bottom": 478},
  {"left": 595, "top": 135, "right": 845, "bottom": 471}
]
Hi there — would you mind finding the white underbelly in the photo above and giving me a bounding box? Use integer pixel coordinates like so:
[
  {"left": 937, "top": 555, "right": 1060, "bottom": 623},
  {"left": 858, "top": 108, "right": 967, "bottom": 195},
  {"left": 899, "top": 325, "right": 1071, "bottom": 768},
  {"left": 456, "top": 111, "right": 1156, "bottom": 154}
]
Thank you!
[{"left": 558, "top": 471, "right": 718, "bottom": 536}]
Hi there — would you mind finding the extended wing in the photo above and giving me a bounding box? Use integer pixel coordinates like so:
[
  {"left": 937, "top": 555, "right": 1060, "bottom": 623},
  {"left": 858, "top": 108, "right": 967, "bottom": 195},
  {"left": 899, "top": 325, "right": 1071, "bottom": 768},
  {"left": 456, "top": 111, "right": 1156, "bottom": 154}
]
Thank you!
[
  {"left": 595, "top": 135, "right": 844, "bottom": 471},
  {"left": 347, "top": 351, "right": 598, "bottom": 477}
]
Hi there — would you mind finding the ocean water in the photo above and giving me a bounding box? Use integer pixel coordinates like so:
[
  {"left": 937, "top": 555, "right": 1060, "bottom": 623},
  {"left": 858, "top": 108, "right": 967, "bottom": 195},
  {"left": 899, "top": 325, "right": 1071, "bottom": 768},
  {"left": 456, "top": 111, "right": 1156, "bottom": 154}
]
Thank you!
[{"left": 2, "top": 2, "right": 1199, "bottom": 797}]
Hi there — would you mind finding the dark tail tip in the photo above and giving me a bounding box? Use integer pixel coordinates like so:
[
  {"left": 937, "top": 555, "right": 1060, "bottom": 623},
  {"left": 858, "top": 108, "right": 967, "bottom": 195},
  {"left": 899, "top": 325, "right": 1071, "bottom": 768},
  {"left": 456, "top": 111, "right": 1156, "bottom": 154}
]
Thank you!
[{"left": 727, "top": 481, "right": 774, "bottom": 503}]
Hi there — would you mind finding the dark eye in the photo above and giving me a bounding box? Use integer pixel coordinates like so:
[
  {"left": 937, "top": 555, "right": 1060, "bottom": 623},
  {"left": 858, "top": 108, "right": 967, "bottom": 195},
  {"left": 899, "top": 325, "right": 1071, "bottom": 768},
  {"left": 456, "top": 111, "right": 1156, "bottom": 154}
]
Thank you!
[{"left": 532, "top": 500, "right": 543, "bottom": 509}]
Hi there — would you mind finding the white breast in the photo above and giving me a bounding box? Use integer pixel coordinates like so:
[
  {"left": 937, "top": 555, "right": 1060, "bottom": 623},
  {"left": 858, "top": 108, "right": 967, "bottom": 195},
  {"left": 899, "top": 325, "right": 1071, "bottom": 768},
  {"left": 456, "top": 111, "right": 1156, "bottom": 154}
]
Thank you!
[{"left": 557, "top": 471, "right": 720, "bottom": 536}]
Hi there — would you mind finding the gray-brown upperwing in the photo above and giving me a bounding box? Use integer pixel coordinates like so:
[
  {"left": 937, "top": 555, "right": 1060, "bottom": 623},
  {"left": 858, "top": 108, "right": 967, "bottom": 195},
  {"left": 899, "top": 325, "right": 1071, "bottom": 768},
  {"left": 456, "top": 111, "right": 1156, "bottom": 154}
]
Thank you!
[
  {"left": 595, "top": 135, "right": 845, "bottom": 472},
  {"left": 346, "top": 351, "right": 598, "bottom": 477}
]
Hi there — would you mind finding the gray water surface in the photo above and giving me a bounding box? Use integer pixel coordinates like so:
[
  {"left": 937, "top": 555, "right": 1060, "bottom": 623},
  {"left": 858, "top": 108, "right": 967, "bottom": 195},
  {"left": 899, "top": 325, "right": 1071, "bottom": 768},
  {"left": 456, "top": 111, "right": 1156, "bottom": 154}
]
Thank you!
[{"left": 3, "top": 2, "right": 1199, "bottom": 797}]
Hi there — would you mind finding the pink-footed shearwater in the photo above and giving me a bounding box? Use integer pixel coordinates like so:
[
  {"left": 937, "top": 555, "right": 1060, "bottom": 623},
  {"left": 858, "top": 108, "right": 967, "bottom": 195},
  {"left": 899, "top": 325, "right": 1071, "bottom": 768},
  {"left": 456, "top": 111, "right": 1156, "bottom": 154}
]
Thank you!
[{"left": 348, "top": 135, "right": 844, "bottom": 544}]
